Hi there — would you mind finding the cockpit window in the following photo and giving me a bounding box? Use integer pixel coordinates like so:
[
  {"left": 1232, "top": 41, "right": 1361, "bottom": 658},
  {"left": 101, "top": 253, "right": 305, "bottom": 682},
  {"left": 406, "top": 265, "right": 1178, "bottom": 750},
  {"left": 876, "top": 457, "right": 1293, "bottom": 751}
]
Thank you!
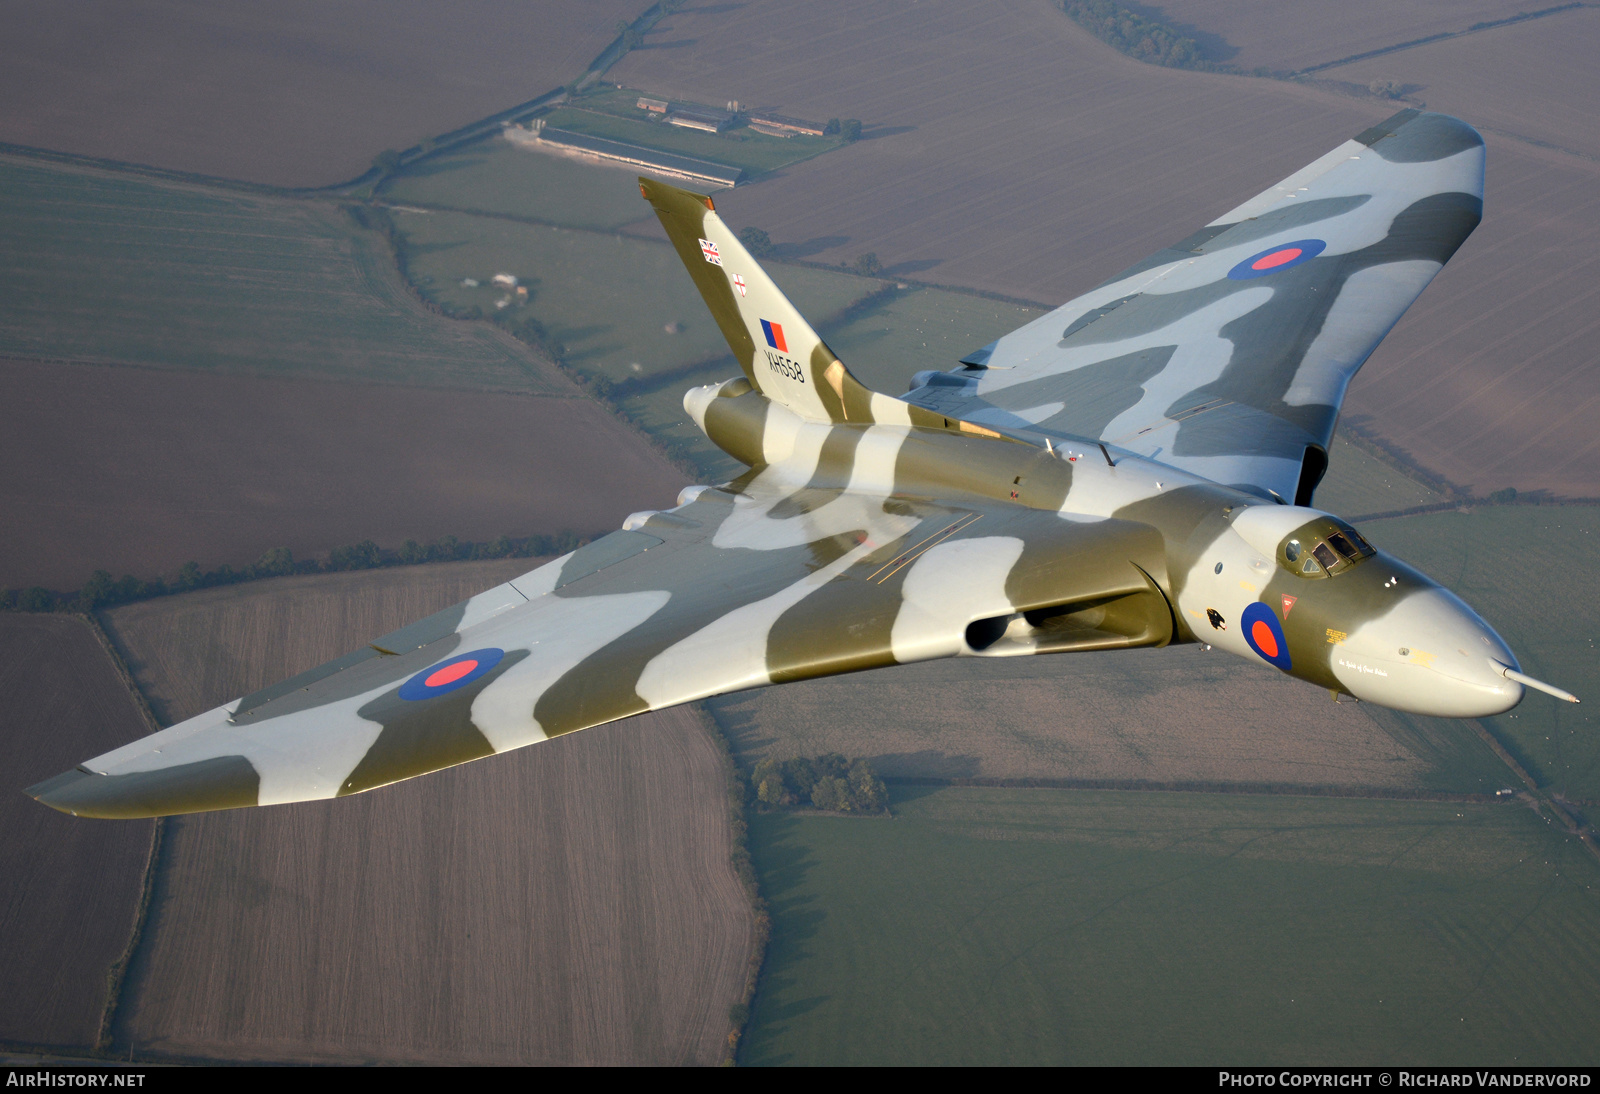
[
  {"left": 1326, "top": 532, "right": 1357, "bottom": 560},
  {"left": 1285, "top": 540, "right": 1301, "bottom": 563},
  {"left": 1312, "top": 542, "right": 1340, "bottom": 570},
  {"left": 1301, "top": 557, "right": 1322, "bottom": 575}
]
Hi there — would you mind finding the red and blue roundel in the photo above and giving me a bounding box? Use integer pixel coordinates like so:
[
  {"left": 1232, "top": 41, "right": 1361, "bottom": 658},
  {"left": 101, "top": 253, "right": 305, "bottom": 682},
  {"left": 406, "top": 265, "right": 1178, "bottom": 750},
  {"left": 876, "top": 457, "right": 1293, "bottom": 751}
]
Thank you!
[
  {"left": 1241, "top": 603, "right": 1292, "bottom": 671},
  {"left": 1227, "top": 239, "right": 1326, "bottom": 280},
  {"left": 398, "top": 648, "right": 505, "bottom": 701}
]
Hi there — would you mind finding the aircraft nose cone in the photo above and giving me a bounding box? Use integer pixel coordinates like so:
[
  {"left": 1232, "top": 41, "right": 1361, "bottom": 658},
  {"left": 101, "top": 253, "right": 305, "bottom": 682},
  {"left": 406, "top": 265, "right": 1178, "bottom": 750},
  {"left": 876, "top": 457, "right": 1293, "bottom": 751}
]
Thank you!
[{"left": 1332, "top": 587, "right": 1523, "bottom": 717}]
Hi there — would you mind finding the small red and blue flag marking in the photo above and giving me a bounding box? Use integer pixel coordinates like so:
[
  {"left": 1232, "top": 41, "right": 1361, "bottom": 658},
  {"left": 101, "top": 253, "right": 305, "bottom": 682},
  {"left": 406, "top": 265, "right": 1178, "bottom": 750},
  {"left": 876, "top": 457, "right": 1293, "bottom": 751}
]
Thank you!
[
  {"left": 761, "top": 319, "right": 788, "bottom": 353},
  {"left": 398, "top": 647, "right": 505, "bottom": 701},
  {"left": 1241, "top": 602, "right": 1292, "bottom": 671},
  {"left": 1227, "top": 238, "right": 1327, "bottom": 280}
]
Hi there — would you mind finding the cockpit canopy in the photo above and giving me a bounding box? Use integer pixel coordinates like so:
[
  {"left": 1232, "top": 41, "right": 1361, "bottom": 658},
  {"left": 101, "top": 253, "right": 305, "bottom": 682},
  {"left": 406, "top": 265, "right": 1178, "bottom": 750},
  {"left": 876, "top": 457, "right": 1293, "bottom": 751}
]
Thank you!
[{"left": 1280, "top": 517, "right": 1375, "bottom": 578}]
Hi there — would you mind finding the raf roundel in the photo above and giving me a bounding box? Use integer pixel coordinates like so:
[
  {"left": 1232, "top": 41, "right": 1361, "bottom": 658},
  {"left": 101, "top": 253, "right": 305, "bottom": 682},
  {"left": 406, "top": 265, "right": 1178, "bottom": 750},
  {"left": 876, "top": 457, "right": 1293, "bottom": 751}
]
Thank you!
[
  {"left": 1227, "top": 239, "right": 1327, "bottom": 280},
  {"left": 1240, "top": 602, "right": 1292, "bottom": 671},
  {"left": 398, "top": 648, "right": 506, "bottom": 701}
]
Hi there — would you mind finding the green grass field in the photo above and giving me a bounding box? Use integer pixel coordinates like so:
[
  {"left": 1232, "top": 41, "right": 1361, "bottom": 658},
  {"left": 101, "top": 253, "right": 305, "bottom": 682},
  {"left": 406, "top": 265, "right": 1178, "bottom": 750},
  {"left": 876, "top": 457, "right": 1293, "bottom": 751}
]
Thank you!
[
  {"left": 743, "top": 787, "right": 1600, "bottom": 1065},
  {"left": 379, "top": 138, "right": 655, "bottom": 230},
  {"left": 0, "top": 156, "right": 562, "bottom": 392},
  {"left": 1361, "top": 505, "right": 1600, "bottom": 802}
]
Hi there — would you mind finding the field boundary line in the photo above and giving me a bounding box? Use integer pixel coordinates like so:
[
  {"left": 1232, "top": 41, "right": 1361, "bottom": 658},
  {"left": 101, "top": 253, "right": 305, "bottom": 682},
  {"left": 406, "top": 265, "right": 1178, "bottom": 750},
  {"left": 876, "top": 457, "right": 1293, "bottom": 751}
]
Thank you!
[
  {"left": 78, "top": 612, "right": 168, "bottom": 1054},
  {"left": 1468, "top": 719, "right": 1600, "bottom": 867},
  {"left": 1294, "top": 3, "right": 1590, "bottom": 75}
]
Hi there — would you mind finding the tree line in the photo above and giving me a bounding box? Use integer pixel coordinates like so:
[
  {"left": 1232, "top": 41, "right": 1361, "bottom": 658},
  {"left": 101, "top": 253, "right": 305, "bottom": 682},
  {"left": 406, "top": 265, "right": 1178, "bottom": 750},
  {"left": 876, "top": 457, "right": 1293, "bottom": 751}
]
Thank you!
[
  {"left": 750, "top": 753, "right": 890, "bottom": 814},
  {"left": 0, "top": 531, "right": 592, "bottom": 615}
]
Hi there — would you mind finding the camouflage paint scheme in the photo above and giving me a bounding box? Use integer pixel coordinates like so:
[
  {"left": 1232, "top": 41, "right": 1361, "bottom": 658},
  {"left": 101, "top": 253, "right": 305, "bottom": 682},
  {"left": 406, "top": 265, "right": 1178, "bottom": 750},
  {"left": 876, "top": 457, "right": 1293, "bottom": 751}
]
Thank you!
[{"left": 32, "top": 111, "right": 1544, "bottom": 820}]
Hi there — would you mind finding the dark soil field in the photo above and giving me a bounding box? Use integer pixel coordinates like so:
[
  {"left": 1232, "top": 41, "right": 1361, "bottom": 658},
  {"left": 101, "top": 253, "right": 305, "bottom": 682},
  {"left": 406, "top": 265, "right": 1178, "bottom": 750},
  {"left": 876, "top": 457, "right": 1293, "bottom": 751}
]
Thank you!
[
  {"left": 611, "top": 0, "right": 1600, "bottom": 497},
  {"left": 0, "top": 0, "right": 647, "bottom": 187},
  {"left": 1147, "top": 0, "right": 1544, "bottom": 73},
  {"left": 0, "top": 615, "right": 153, "bottom": 1052},
  {"left": 0, "top": 359, "right": 686, "bottom": 591},
  {"left": 102, "top": 564, "right": 754, "bottom": 1065}
]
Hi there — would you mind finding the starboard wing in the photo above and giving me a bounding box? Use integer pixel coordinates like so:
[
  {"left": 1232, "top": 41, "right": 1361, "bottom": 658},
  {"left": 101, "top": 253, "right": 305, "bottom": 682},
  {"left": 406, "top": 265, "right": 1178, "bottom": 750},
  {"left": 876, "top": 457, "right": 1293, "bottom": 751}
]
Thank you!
[
  {"left": 30, "top": 476, "right": 1172, "bottom": 818},
  {"left": 918, "top": 110, "right": 1484, "bottom": 503}
]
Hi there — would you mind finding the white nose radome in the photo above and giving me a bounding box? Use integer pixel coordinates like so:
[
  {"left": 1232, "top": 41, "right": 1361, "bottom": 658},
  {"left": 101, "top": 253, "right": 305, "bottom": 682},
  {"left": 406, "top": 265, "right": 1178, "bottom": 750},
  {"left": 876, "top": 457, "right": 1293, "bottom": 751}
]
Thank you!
[{"left": 1332, "top": 587, "right": 1522, "bottom": 717}]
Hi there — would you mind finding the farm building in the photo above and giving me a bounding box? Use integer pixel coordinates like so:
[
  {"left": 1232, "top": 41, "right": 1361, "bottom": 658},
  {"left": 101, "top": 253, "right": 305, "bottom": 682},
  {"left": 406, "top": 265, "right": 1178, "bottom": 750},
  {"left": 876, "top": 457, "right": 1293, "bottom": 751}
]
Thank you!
[
  {"left": 524, "top": 126, "right": 742, "bottom": 187},
  {"left": 745, "top": 112, "right": 827, "bottom": 137},
  {"left": 667, "top": 107, "right": 734, "bottom": 132},
  {"left": 636, "top": 96, "right": 668, "bottom": 113}
]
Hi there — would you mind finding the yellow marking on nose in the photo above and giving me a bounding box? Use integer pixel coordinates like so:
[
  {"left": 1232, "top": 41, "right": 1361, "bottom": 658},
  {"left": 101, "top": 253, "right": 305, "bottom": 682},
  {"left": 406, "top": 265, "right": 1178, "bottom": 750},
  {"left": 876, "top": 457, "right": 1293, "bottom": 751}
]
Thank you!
[
  {"left": 1326, "top": 629, "right": 1347, "bottom": 645},
  {"left": 1238, "top": 580, "right": 1257, "bottom": 593}
]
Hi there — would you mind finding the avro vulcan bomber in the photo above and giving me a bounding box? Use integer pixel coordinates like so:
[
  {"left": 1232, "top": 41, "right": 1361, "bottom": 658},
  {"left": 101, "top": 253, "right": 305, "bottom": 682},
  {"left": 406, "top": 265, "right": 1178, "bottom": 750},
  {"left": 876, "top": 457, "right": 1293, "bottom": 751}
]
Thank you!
[{"left": 31, "top": 109, "right": 1577, "bottom": 819}]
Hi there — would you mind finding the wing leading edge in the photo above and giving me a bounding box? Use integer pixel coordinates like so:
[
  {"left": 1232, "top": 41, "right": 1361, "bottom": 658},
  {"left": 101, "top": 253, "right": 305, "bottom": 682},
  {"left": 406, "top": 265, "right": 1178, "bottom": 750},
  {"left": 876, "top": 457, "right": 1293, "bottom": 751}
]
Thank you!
[
  {"left": 918, "top": 109, "right": 1484, "bottom": 503},
  {"left": 31, "top": 475, "right": 1171, "bottom": 818}
]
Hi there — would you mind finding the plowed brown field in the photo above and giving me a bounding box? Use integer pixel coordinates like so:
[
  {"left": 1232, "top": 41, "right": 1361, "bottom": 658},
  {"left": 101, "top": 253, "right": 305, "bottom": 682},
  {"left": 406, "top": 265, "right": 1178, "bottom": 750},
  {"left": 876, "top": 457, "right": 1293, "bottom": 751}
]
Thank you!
[
  {"left": 0, "top": 0, "right": 647, "bottom": 187},
  {"left": 611, "top": 0, "right": 1600, "bottom": 497},
  {"left": 0, "top": 359, "right": 686, "bottom": 591},
  {"left": 102, "top": 564, "right": 753, "bottom": 1065},
  {"left": 0, "top": 615, "right": 153, "bottom": 1051}
]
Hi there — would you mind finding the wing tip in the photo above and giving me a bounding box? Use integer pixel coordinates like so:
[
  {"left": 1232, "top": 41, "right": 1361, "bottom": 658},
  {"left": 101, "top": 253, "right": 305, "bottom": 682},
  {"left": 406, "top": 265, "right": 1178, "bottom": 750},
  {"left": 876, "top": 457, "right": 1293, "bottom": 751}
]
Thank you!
[
  {"left": 1355, "top": 109, "right": 1483, "bottom": 163},
  {"left": 26, "top": 755, "right": 261, "bottom": 819}
]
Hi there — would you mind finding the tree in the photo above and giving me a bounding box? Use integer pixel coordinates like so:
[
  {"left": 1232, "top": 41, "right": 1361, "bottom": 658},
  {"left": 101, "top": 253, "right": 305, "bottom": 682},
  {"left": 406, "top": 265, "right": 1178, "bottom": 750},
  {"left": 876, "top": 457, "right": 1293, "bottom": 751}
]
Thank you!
[
  {"left": 824, "top": 118, "right": 841, "bottom": 136},
  {"left": 371, "top": 149, "right": 402, "bottom": 174},
  {"left": 840, "top": 119, "right": 862, "bottom": 142},
  {"left": 738, "top": 226, "right": 774, "bottom": 258},
  {"left": 853, "top": 253, "right": 883, "bottom": 277},
  {"left": 810, "top": 776, "right": 844, "bottom": 811}
]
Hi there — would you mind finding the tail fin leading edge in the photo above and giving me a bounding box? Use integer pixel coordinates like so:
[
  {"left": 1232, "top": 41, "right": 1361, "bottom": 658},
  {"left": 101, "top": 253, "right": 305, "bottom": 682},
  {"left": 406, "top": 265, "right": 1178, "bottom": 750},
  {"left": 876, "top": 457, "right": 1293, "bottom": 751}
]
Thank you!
[{"left": 639, "top": 177, "right": 875, "bottom": 424}]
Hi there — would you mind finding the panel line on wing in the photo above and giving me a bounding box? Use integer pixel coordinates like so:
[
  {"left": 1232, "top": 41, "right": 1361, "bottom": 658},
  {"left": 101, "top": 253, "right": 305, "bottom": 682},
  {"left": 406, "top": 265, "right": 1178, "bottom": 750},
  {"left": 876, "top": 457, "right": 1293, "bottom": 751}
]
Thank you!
[{"left": 866, "top": 513, "right": 983, "bottom": 584}]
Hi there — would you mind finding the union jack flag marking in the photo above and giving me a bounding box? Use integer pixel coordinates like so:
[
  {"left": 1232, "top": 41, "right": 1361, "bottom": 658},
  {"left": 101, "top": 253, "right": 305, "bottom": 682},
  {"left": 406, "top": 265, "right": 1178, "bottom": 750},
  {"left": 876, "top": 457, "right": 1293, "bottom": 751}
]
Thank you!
[
  {"left": 700, "top": 238, "right": 722, "bottom": 265},
  {"left": 732, "top": 273, "right": 747, "bottom": 296}
]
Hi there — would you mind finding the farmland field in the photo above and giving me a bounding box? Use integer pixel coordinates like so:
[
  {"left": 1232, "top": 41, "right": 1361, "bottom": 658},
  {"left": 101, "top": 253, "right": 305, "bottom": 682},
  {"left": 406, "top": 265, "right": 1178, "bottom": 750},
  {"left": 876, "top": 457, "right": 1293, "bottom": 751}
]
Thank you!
[
  {"left": 611, "top": 0, "right": 1600, "bottom": 498},
  {"left": 707, "top": 642, "right": 1507, "bottom": 793},
  {"left": 0, "top": 359, "right": 685, "bottom": 591},
  {"left": 102, "top": 563, "right": 755, "bottom": 1065},
  {"left": 1325, "top": 7, "right": 1600, "bottom": 159},
  {"left": 0, "top": 0, "right": 647, "bottom": 187},
  {"left": 0, "top": 157, "right": 564, "bottom": 392},
  {"left": 381, "top": 137, "right": 660, "bottom": 230},
  {"left": 742, "top": 787, "right": 1600, "bottom": 1065},
  {"left": 1147, "top": 0, "right": 1550, "bottom": 74},
  {"left": 0, "top": 615, "right": 153, "bottom": 1052}
]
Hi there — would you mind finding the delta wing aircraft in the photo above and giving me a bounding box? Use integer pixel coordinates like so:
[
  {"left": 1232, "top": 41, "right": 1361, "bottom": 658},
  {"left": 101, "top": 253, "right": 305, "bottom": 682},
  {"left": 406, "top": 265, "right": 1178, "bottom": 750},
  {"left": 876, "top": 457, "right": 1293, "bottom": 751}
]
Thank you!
[{"left": 31, "top": 109, "right": 1577, "bottom": 820}]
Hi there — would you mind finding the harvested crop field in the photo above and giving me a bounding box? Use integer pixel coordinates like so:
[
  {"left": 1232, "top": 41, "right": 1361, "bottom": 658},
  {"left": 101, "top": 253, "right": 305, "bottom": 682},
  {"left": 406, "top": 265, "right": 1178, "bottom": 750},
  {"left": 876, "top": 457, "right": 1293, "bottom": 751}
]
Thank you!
[
  {"left": 0, "top": 0, "right": 646, "bottom": 187},
  {"left": 102, "top": 564, "right": 755, "bottom": 1064},
  {"left": 1323, "top": 7, "right": 1600, "bottom": 159},
  {"left": 0, "top": 359, "right": 686, "bottom": 591},
  {"left": 613, "top": 0, "right": 1600, "bottom": 496},
  {"left": 1338, "top": 136, "right": 1600, "bottom": 497},
  {"left": 1147, "top": 0, "right": 1549, "bottom": 74},
  {"left": 0, "top": 615, "right": 153, "bottom": 1051},
  {"left": 0, "top": 157, "right": 562, "bottom": 392}
]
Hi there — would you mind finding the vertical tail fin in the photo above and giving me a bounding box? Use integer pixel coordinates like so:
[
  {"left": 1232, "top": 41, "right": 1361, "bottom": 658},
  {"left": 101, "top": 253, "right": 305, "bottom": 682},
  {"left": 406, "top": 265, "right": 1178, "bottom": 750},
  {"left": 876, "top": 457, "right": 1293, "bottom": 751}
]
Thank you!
[{"left": 639, "top": 177, "right": 876, "bottom": 424}]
